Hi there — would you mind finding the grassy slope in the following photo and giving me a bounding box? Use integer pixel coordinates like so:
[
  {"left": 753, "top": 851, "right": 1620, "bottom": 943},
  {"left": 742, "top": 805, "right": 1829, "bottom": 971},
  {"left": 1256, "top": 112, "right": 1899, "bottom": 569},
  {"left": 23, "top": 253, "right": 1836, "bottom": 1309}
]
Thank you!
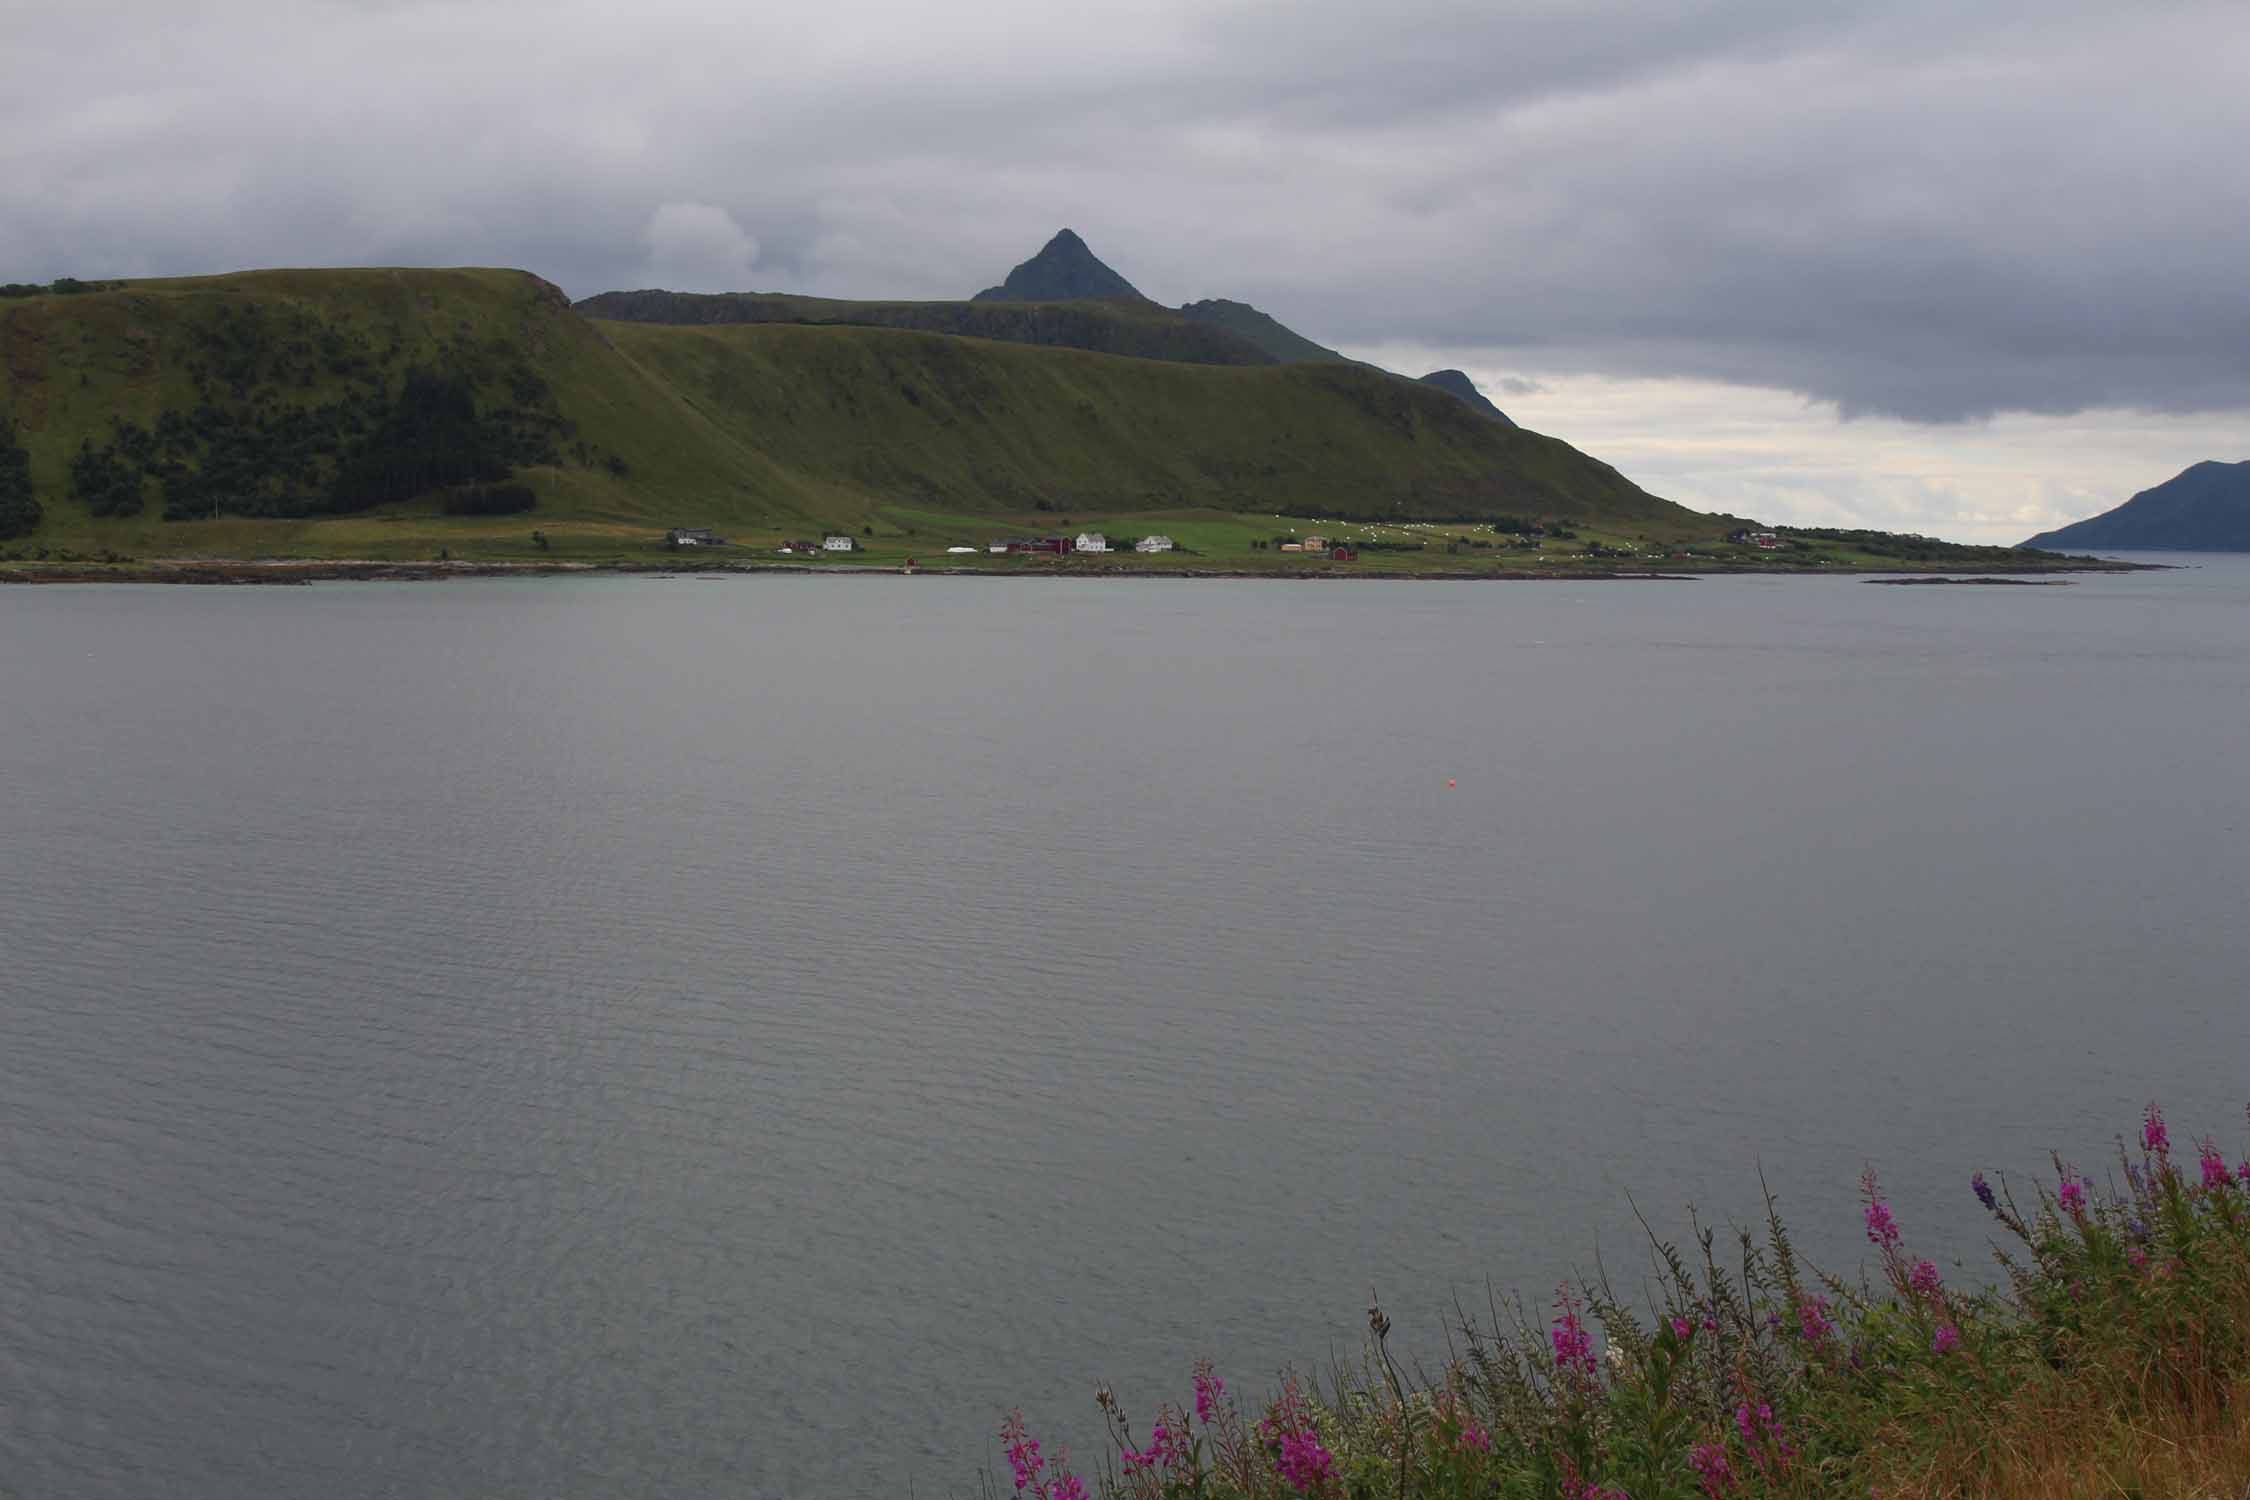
[
  {"left": 595, "top": 319, "right": 1692, "bottom": 529},
  {"left": 575, "top": 289, "right": 1279, "bottom": 367},
  {"left": 1, "top": 267, "right": 1702, "bottom": 558},
  {"left": 1175, "top": 298, "right": 1354, "bottom": 364},
  {"left": 0, "top": 267, "right": 843, "bottom": 556}
]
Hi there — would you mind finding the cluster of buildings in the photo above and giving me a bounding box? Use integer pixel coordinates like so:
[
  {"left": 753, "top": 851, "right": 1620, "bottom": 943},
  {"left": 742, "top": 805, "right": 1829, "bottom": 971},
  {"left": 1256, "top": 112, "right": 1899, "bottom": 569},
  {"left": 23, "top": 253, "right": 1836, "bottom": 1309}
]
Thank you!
[
  {"left": 670, "top": 526, "right": 1193, "bottom": 559},
  {"left": 1727, "top": 528, "right": 1783, "bottom": 550},
  {"left": 985, "top": 533, "right": 1176, "bottom": 555},
  {"left": 1276, "top": 534, "right": 1358, "bottom": 560},
  {"left": 668, "top": 528, "right": 859, "bottom": 553}
]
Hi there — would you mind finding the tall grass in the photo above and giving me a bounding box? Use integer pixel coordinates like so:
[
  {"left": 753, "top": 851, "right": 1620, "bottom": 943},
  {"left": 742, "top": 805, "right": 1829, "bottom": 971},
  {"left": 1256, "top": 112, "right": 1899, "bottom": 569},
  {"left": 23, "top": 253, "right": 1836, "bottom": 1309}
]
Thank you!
[{"left": 1001, "top": 1101, "right": 2250, "bottom": 1498}]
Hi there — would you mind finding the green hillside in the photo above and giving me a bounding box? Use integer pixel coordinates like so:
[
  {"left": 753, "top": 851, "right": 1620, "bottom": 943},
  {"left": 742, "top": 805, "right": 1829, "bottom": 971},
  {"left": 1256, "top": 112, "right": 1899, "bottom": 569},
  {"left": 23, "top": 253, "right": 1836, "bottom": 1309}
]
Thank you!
[
  {"left": 597, "top": 317, "right": 1686, "bottom": 525},
  {"left": 1177, "top": 298, "right": 1353, "bottom": 364},
  {"left": 0, "top": 264, "right": 1701, "bottom": 559},
  {"left": 1418, "top": 369, "right": 1516, "bottom": 426},
  {"left": 573, "top": 288, "right": 1275, "bottom": 366}
]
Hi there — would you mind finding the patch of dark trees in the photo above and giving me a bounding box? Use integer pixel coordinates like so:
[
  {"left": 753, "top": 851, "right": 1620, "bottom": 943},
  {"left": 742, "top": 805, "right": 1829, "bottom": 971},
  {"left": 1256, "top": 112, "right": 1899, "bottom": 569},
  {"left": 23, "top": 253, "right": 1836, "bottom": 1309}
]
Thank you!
[
  {"left": 69, "top": 337, "right": 570, "bottom": 523},
  {"left": 0, "top": 413, "right": 39, "bottom": 539},
  {"left": 0, "top": 277, "right": 123, "bottom": 298},
  {"left": 1774, "top": 526, "right": 2054, "bottom": 563}
]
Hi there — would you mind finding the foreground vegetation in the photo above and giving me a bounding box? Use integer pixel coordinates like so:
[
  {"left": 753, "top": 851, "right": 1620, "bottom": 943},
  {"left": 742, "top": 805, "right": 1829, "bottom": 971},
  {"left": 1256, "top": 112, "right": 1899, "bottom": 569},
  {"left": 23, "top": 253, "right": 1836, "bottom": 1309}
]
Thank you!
[{"left": 1000, "top": 1102, "right": 2250, "bottom": 1499}]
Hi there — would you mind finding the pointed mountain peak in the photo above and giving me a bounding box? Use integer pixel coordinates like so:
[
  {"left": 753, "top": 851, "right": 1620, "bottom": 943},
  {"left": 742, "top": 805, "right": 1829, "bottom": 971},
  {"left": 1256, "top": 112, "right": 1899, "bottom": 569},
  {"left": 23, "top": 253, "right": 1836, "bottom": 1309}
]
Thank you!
[
  {"left": 973, "top": 229, "right": 1149, "bottom": 303},
  {"left": 1419, "top": 369, "right": 1516, "bottom": 426}
]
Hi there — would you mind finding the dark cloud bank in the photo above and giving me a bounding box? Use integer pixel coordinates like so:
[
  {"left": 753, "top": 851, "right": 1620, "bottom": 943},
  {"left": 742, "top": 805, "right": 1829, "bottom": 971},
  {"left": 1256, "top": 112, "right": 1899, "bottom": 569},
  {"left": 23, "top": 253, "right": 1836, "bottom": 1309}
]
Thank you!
[{"left": 4, "top": 0, "right": 2244, "bottom": 424}]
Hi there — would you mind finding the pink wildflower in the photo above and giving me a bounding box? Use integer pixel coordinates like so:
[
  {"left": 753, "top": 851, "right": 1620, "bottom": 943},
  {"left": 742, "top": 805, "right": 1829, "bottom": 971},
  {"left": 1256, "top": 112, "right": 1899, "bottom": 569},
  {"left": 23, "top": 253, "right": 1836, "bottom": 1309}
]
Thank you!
[
  {"left": 1273, "top": 1428, "right": 1333, "bottom": 1491},
  {"left": 1861, "top": 1168, "right": 1902, "bottom": 1249},
  {"left": 1909, "top": 1259, "right": 1942, "bottom": 1297},
  {"left": 2143, "top": 1102, "right": 2170, "bottom": 1157},
  {"left": 1690, "top": 1440, "right": 1735, "bottom": 1497},
  {"left": 2200, "top": 1141, "right": 2231, "bottom": 1191},
  {"left": 1000, "top": 1411, "right": 1044, "bottom": 1494},
  {"left": 2128, "top": 1245, "right": 2149, "bottom": 1271},
  {"left": 1550, "top": 1286, "right": 1598, "bottom": 1378},
  {"left": 1932, "top": 1323, "right": 1960, "bottom": 1355},
  {"left": 2059, "top": 1176, "right": 2087, "bottom": 1214},
  {"left": 1672, "top": 1316, "right": 1694, "bottom": 1340},
  {"left": 1797, "top": 1296, "right": 1835, "bottom": 1345},
  {"left": 1733, "top": 1399, "right": 1796, "bottom": 1478},
  {"left": 1192, "top": 1363, "right": 1226, "bottom": 1425},
  {"left": 1457, "top": 1418, "right": 1491, "bottom": 1454}
]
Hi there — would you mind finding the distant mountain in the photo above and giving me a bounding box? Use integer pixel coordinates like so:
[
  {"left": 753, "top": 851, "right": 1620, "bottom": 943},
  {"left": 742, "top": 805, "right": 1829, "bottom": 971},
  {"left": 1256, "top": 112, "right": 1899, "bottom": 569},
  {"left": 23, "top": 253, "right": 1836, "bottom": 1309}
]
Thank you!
[
  {"left": 591, "top": 230, "right": 1526, "bottom": 423},
  {"left": 1176, "top": 299, "right": 1350, "bottom": 364},
  {"left": 2022, "top": 461, "right": 2250, "bottom": 551},
  {"left": 1417, "top": 370, "right": 1515, "bottom": 427},
  {"left": 972, "top": 229, "right": 1149, "bottom": 303}
]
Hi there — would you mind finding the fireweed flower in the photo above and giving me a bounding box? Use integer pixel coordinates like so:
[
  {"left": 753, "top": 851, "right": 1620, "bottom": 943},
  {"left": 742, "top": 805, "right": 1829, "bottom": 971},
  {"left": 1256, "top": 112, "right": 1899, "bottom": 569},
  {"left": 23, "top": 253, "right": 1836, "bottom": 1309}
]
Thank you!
[
  {"left": 1273, "top": 1429, "right": 1334, "bottom": 1491},
  {"left": 1192, "top": 1363, "right": 1226, "bottom": 1425},
  {"left": 2143, "top": 1102, "right": 2170, "bottom": 1157},
  {"left": 1797, "top": 1296, "right": 1835, "bottom": 1345},
  {"left": 1909, "top": 1259, "right": 1943, "bottom": 1297},
  {"left": 2059, "top": 1176, "right": 2088, "bottom": 1214},
  {"left": 2200, "top": 1141, "right": 2231, "bottom": 1190},
  {"left": 1550, "top": 1287, "right": 1598, "bottom": 1378},
  {"left": 1672, "top": 1316, "right": 1694, "bottom": 1340},
  {"left": 1000, "top": 1412, "right": 1045, "bottom": 1494},
  {"left": 2128, "top": 1245, "right": 2150, "bottom": 1271},
  {"left": 1932, "top": 1323, "right": 1960, "bottom": 1355},
  {"left": 1864, "top": 1202, "right": 1901, "bottom": 1248},
  {"left": 1457, "top": 1418, "right": 1492, "bottom": 1454},
  {"left": 1689, "top": 1441, "right": 1735, "bottom": 1496}
]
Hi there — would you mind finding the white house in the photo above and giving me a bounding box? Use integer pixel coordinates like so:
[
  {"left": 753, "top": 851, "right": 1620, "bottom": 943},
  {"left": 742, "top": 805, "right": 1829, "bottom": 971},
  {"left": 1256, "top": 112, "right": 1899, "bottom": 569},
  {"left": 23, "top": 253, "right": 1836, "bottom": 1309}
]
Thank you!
[
  {"left": 988, "top": 540, "right": 1010, "bottom": 554},
  {"left": 823, "top": 535, "right": 857, "bottom": 552},
  {"left": 1136, "top": 534, "right": 1175, "bottom": 553},
  {"left": 1075, "top": 532, "right": 1109, "bottom": 553}
]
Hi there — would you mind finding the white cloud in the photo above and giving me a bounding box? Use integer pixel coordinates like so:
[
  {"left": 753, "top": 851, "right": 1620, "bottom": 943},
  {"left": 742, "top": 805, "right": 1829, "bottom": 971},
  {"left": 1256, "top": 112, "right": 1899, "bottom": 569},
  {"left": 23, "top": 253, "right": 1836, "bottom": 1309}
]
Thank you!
[
  {"left": 638, "top": 202, "right": 758, "bottom": 292},
  {"left": 3, "top": 0, "right": 2247, "bottom": 535},
  {"left": 1352, "top": 342, "right": 2246, "bottom": 544}
]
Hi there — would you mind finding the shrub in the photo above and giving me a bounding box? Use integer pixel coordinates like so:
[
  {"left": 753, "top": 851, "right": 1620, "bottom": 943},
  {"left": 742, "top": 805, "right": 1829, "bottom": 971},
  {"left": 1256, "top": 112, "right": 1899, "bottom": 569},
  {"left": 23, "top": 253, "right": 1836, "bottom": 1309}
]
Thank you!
[
  {"left": 1016, "top": 1100, "right": 2250, "bottom": 1499},
  {"left": 0, "top": 412, "right": 40, "bottom": 539}
]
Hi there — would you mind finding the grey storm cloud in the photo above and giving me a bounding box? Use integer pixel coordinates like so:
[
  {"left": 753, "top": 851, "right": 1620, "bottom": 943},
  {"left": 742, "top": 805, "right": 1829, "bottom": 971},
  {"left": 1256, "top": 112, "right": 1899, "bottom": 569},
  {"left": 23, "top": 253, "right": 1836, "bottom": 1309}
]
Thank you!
[{"left": 3, "top": 0, "right": 2245, "bottom": 422}]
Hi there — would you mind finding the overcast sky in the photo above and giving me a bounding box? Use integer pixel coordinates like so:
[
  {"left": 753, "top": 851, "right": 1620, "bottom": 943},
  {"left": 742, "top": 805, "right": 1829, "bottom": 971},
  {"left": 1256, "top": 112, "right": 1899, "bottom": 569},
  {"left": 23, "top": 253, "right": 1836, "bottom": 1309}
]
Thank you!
[{"left": 4, "top": 0, "right": 2243, "bottom": 540}]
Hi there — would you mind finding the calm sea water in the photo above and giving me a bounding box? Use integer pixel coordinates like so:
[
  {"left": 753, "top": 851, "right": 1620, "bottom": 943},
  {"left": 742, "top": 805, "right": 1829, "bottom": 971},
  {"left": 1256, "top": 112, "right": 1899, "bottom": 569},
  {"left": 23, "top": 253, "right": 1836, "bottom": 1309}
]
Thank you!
[{"left": 3, "top": 558, "right": 2248, "bottom": 1498}]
